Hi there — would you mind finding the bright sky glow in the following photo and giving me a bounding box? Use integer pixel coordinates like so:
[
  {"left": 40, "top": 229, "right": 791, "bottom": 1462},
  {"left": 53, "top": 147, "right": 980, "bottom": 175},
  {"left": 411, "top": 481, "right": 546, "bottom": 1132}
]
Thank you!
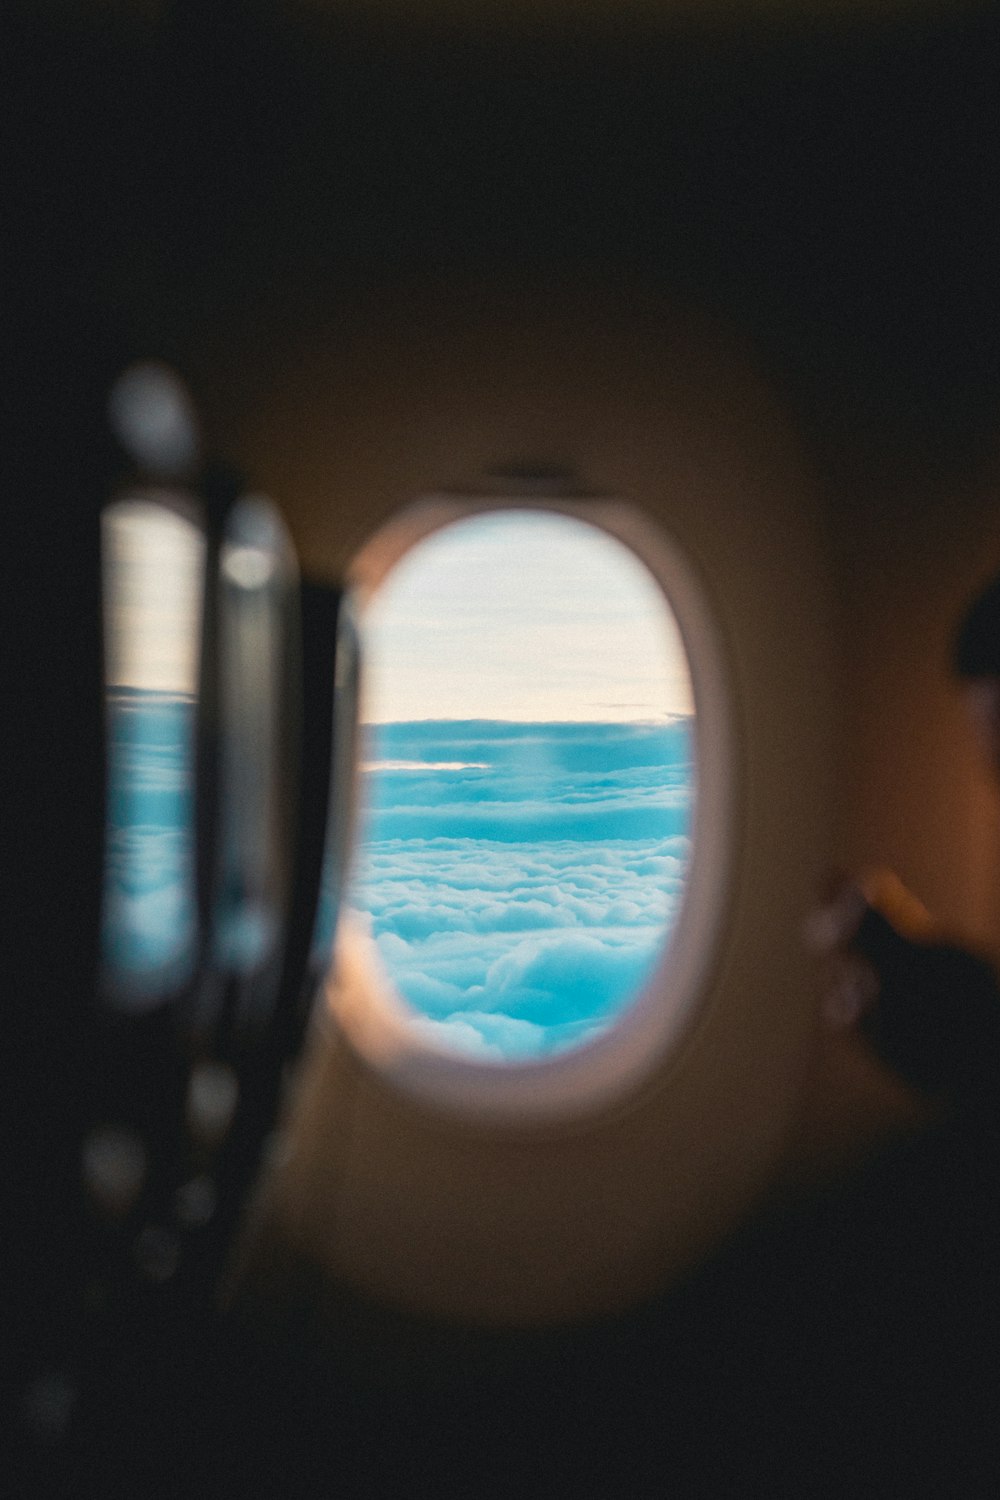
[
  {"left": 103, "top": 498, "right": 204, "bottom": 694},
  {"left": 360, "top": 511, "right": 693, "bottom": 724}
]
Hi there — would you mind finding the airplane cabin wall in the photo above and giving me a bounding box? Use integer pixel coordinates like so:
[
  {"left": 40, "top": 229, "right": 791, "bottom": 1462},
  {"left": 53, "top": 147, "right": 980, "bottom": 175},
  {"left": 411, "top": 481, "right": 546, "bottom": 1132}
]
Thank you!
[
  {"left": 212, "top": 280, "right": 1000, "bottom": 1326},
  {"left": 213, "top": 285, "right": 844, "bottom": 1324}
]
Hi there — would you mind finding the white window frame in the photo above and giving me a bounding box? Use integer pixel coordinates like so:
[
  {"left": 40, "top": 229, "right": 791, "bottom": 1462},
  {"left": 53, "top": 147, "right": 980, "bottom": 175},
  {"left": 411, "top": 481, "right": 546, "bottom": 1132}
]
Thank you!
[{"left": 325, "top": 495, "right": 736, "bottom": 1123}]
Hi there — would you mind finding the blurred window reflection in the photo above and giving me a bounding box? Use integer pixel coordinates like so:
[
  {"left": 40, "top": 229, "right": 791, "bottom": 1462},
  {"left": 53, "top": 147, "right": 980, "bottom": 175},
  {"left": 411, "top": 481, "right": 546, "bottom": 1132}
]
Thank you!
[
  {"left": 101, "top": 496, "right": 204, "bottom": 1006},
  {"left": 213, "top": 496, "right": 297, "bottom": 977}
]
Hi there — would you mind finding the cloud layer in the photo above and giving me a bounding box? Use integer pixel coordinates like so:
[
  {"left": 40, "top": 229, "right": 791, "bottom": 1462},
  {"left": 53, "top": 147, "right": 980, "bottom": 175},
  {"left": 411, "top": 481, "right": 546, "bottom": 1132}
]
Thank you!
[
  {"left": 102, "top": 690, "right": 197, "bottom": 999},
  {"left": 102, "top": 700, "right": 696, "bottom": 1052},
  {"left": 347, "top": 719, "right": 694, "bottom": 1057}
]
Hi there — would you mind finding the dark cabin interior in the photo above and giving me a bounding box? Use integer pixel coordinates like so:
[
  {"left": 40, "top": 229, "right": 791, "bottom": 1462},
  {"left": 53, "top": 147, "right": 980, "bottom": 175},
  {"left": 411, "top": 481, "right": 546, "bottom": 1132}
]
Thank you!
[{"left": 8, "top": 1, "right": 1000, "bottom": 1494}]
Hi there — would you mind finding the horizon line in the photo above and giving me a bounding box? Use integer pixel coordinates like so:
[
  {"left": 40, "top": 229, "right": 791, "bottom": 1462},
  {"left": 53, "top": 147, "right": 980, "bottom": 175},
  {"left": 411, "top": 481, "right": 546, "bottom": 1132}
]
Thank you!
[
  {"left": 361, "top": 713, "right": 693, "bottom": 726},
  {"left": 105, "top": 688, "right": 693, "bottom": 727}
]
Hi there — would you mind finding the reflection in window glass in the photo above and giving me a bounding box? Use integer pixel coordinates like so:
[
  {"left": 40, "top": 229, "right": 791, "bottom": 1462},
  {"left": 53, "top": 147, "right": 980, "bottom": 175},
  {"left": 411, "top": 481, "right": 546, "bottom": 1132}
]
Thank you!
[
  {"left": 102, "top": 497, "right": 204, "bottom": 1006},
  {"left": 345, "top": 510, "right": 695, "bottom": 1060}
]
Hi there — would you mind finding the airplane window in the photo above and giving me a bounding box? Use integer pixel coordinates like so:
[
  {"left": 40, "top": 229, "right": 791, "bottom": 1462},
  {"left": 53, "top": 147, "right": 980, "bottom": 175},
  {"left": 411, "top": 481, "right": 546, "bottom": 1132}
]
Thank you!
[
  {"left": 101, "top": 495, "right": 205, "bottom": 1007},
  {"left": 341, "top": 509, "right": 700, "bottom": 1067}
]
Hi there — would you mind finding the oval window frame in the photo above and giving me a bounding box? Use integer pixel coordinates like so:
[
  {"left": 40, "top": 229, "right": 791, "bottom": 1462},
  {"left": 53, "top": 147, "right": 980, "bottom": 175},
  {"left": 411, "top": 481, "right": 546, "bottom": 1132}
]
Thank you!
[{"left": 327, "top": 495, "right": 736, "bottom": 1123}]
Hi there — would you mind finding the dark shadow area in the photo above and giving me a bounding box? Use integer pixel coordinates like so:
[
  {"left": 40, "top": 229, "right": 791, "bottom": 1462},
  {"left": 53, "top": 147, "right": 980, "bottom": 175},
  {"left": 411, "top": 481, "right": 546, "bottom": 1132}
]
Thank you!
[{"left": 7, "top": 4, "right": 1000, "bottom": 461}]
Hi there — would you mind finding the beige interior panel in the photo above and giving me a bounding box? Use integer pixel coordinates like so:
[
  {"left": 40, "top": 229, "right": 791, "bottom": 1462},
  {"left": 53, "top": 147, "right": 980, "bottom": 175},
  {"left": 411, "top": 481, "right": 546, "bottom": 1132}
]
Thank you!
[
  {"left": 217, "top": 279, "right": 1000, "bottom": 1327},
  {"left": 226, "top": 284, "right": 839, "bottom": 1324}
]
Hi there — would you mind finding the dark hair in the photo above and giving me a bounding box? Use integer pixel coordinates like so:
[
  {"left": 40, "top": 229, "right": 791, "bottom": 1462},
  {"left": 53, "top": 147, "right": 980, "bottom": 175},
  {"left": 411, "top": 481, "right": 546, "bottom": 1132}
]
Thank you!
[{"left": 953, "top": 572, "right": 1000, "bottom": 680}]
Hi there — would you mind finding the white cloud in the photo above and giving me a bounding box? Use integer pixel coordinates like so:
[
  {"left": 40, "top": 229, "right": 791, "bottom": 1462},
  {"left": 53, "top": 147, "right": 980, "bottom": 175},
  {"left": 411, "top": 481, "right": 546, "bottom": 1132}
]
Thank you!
[
  {"left": 348, "top": 830, "right": 689, "bottom": 1054},
  {"left": 362, "top": 760, "right": 492, "bottom": 772}
]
